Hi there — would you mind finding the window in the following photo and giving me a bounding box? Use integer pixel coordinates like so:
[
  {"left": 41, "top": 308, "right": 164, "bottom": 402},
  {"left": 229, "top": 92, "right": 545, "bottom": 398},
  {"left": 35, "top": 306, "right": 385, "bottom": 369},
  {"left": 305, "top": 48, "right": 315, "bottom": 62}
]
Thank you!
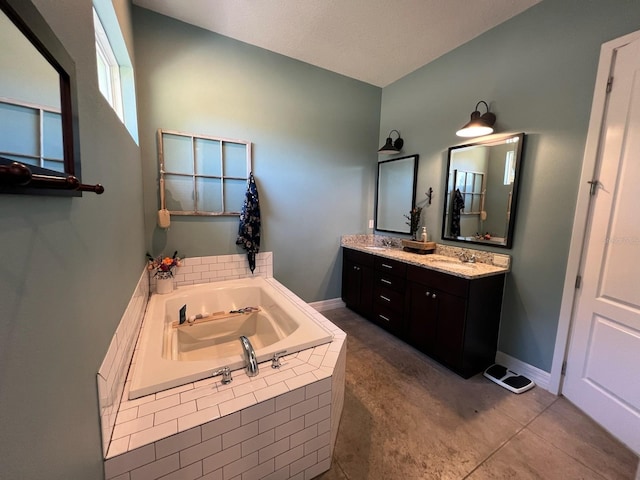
[
  {"left": 92, "top": 2, "right": 138, "bottom": 143},
  {"left": 93, "top": 7, "right": 123, "bottom": 121},
  {"left": 157, "top": 129, "right": 252, "bottom": 216}
]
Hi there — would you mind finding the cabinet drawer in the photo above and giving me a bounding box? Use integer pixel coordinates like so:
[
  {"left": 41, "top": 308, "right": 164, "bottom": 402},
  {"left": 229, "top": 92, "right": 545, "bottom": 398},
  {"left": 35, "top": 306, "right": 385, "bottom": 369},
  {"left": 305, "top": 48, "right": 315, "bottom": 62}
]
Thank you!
[
  {"left": 372, "top": 303, "right": 403, "bottom": 332},
  {"left": 344, "top": 248, "right": 375, "bottom": 267},
  {"left": 375, "top": 271, "right": 405, "bottom": 292},
  {"left": 374, "top": 285, "right": 404, "bottom": 312},
  {"left": 374, "top": 256, "right": 407, "bottom": 276},
  {"left": 406, "top": 264, "right": 468, "bottom": 298}
]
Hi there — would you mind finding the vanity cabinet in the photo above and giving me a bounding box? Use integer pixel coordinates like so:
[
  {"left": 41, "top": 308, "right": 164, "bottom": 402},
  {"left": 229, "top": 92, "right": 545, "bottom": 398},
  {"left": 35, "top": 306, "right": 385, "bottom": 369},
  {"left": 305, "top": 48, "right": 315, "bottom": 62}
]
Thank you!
[
  {"left": 372, "top": 257, "right": 406, "bottom": 334},
  {"left": 342, "top": 249, "right": 374, "bottom": 318},
  {"left": 341, "top": 247, "right": 506, "bottom": 378},
  {"left": 406, "top": 265, "right": 505, "bottom": 378}
]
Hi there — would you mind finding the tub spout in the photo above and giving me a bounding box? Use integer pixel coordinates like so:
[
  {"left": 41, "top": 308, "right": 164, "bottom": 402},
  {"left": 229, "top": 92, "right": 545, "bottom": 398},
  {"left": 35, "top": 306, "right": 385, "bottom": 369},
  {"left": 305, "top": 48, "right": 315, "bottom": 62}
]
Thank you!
[{"left": 239, "top": 336, "right": 259, "bottom": 376}]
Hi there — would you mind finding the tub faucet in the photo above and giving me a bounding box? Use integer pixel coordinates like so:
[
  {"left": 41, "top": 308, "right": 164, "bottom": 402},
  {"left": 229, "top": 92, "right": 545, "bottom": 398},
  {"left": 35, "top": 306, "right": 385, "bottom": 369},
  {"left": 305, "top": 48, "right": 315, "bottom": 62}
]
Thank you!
[{"left": 239, "top": 336, "right": 259, "bottom": 377}]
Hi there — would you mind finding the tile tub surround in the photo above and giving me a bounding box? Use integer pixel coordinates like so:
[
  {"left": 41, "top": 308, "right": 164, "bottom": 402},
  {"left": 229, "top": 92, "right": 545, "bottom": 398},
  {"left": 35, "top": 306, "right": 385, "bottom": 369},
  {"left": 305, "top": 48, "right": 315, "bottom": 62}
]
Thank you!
[
  {"left": 98, "top": 252, "right": 274, "bottom": 456},
  {"left": 341, "top": 234, "right": 511, "bottom": 278},
  {"left": 100, "top": 252, "right": 347, "bottom": 479}
]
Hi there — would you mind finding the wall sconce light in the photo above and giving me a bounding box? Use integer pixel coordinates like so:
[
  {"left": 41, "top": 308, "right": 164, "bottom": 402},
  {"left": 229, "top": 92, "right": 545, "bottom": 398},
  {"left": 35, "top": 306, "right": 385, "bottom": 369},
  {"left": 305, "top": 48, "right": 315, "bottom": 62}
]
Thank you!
[
  {"left": 456, "top": 101, "right": 496, "bottom": 137},
  {"left": 378, "top": 129, "right": 404, "bottom": 154}
]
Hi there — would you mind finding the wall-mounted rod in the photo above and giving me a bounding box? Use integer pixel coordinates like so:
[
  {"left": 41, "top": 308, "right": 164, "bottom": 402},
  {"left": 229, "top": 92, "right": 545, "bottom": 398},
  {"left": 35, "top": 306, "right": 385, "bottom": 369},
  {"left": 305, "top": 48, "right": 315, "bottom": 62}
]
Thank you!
[
  {"left": 425, "top": 187, "right": 433, "bottom": 205},
  {"left": 0, "top": 160, "right": 104, "bottom": 194}
]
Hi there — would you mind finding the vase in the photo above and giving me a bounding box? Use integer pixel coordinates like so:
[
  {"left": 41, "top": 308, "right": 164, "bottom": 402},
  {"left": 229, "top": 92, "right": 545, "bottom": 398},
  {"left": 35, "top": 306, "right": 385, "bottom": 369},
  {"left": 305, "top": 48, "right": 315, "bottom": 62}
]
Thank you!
[{"left": 156, "top": 276, "right": 173, "bottom": 294}]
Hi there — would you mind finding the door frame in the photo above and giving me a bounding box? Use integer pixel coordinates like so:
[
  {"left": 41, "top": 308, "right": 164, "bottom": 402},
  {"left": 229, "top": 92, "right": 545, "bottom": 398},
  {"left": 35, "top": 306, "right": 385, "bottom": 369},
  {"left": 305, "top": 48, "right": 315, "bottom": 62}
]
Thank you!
[{"left": 550, "top": 29, "right": 640, "bottom": 395}]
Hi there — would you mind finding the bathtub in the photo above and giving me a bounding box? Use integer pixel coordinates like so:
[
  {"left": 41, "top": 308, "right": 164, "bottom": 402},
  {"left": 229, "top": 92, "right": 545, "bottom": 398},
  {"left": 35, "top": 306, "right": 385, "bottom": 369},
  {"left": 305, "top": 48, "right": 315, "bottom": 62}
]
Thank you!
[{"left": 129, "top": 276, "right": 334, "bottom": 399}]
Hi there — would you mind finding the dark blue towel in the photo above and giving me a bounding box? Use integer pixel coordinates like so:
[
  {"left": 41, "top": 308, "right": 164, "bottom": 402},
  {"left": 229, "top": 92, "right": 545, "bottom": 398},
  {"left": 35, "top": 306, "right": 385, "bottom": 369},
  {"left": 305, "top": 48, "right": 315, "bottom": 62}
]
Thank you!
[{"left": 236, "top": 172, "right": 261, "bottom": 272}]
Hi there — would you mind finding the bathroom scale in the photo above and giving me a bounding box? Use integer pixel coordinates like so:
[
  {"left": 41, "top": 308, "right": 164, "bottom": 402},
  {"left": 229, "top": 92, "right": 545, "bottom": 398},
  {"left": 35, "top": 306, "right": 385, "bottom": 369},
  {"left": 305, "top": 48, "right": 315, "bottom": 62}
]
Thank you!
[{"left": 483, "top": 364, "right": 535, "bottom": 394}]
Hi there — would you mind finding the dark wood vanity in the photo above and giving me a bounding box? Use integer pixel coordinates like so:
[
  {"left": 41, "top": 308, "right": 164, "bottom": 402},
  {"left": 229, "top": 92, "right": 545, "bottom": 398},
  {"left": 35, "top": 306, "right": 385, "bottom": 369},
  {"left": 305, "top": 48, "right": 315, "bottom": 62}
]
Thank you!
[{"left": 342, "top": 247, "right": 506, "bottom": 378}]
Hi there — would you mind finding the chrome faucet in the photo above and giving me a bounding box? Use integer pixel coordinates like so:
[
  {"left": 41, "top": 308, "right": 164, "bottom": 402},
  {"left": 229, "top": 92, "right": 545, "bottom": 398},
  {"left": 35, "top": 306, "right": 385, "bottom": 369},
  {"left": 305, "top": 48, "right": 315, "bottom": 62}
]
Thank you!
[
  {"left": 458, "top": 252, "right": 476, "bottom": 263},
  {"left": 239, "top": 336, "right": 259, "bottom": 376}
]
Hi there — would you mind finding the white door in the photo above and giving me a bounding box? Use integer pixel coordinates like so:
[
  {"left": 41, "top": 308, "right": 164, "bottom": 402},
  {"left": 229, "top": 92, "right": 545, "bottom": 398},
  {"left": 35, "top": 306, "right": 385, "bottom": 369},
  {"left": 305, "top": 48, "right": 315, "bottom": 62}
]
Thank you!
[{"left": 563, "top": 37, "right": 640, "bottom": 454}]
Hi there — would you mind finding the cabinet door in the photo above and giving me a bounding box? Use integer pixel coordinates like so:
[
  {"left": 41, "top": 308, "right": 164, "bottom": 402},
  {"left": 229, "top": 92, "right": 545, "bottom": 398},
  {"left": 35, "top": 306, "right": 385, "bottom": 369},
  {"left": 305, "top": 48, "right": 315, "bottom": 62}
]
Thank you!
[
  {"left": 432, "top": 290, "right": 467, "bottom": 369},
  {"left": 342, "top": 259, "right": 373, "bottom": 317},
  {"left": 407, "top": 283, "right": 438, "bottom": 354}
]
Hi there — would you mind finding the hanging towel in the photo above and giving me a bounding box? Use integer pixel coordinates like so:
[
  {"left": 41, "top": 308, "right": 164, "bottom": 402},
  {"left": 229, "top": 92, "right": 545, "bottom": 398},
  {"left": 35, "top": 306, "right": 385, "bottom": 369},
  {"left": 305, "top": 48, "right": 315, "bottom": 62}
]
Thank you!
[{"left": 236, "top": 172, "right": 261, "bottom": 273}]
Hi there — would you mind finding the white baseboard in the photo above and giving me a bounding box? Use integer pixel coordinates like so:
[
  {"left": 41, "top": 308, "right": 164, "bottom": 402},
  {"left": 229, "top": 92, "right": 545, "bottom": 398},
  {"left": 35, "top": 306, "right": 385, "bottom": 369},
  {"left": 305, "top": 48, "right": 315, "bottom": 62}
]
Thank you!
[
  {"left": 494, "top": 351, "right": 551, "bottom": 392},
  {"left": 309, "top": 297, "right": 345, "bottom": 312}
]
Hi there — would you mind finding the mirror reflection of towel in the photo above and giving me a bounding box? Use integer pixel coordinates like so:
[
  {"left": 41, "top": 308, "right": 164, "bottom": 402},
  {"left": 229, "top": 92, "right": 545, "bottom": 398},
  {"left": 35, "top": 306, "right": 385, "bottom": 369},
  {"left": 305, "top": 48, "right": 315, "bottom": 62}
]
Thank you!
[
  {"left": 452, "top": 188, "right": 464, "bottom": 237},
  {"left": 236, "top": 172, "right": 261, "bottom": 273}
]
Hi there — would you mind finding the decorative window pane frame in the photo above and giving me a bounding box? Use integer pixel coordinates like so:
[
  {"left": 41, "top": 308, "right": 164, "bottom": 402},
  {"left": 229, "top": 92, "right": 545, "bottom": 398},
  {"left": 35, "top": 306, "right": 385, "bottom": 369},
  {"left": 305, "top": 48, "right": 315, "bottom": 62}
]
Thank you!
[{"left": 157, "top": 128, "right": 252, "bottom": 216}]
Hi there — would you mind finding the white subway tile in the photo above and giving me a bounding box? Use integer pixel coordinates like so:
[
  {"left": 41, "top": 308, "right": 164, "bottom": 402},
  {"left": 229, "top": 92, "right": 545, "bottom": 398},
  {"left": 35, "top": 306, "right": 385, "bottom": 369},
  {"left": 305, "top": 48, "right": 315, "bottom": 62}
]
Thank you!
[
  {"left": 183, "top": 257, "right": 202, "bottom": 266},
  {"left": 275, "top": 388, "right": 305, "bottom": 411},
  {"left": 201, "top": 412, "right": 241, "bottom": 441},
  {"left": 155, "top": 401, "right": 197, "bottom": 425},
  {"left": 303, "top": 457, "right": 331, "bottom": 480},
  {"left": 156, "top": 383, "right": 193, "bottom": 399},
  {"left": 106, "top": 436, "right": 131, "bottom": 459},
  {"left": 259, "top": 437, "right": 290, "bottom": 464},
  {"left": 178, "top": 406, "right": 221, "bottom": 433},
  {"left": 264, "top": 369, "right": 296, "bottom": 386},
  {"left": 104, "top": 444, "right": 155, "bottom": 479},
  {"left": 316, "top": 444, "right": 331, "bottom": 462},
  {"left": 221, "top": 421, "right": 258, "bottom": 449},
  {"left": 304, "top": 431, "right": 330, "bottom": 456},
  {"left": 241, "top": 398, "right": 274, "bottom": 425},
  {"left": 218, "top": 393, "right": 257, "bottom": 417},
  {"left": 242, "top": 458, "right": 275, "bottom": 480},
  {"left": 196, "top": 389, "right": 235, "bottom": 411},
  {"left": 222, "top": 451, "right": 258, "bottom": 479},
  {"left": 317, "top": 418, "right": 330, "bottom": 436},
  {"left": 155, "top": 428, "right": 202, "bottom": 460},
  {"left": 254, "top": 382, "right": 289, "bottom": 403},
  {"left": 274, "top": 416, "right": 304, "bottom": 442},
  {"left": 262, "top": 466, "right": 290, "bottom": 480},
  {"left": 202, "top": 444, "right": 241, "bottom": 475},
  {"left": 290, "top": 424, "right": 318, "bottom": 449},
  {"left": 116, "top": 406, "right": 139, "bottom": 425},
  {"left": 305, "top": 405, "right": 330, "bottom": 428},
  {"left": 274, "top": 444, "right": 304, "bottom": 471},
  {"left": 318, "top": 391, "right": 331, "bottom": 408},
  {"left": 289, "top": 451, "right": 317, "bottom": 477},
  {"left": 290, "top": 397, "right": 319, "bottom": 420},
  {"left": 232, "top": 378, "right": 267, "bottom": 398},
  {"left": 157, "top": 460, "right": 202, "bottom": 480},
  {"left": 285, "top": 372, "right": 318, "bottom": 392},
  {"left": 138, "top": 394, "right": 181, "bottom": 417},
  {"left": 130, "top": 453, "right": 179, "bottom": 480},
  {"left": 241, "top": 429, "right": 274, "bottom": 456},
  {"left": 200, "top": 468, "right": 222, "bottom": 480},
  {"left": 129, "top": 420, "right": 178, "bottom": 450},
  {"left": 112, "top": 415, "right": 154, "bottom": 440},
  {"left": 180, "top": 435, "right": 222, "bottom": 468},
  {"left": 258, "top": 408, "right": 290, "bottom": 434}
]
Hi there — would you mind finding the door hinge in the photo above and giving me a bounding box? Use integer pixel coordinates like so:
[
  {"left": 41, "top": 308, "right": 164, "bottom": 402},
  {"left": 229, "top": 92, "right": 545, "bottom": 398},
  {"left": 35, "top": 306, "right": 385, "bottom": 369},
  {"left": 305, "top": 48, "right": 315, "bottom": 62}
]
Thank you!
[
  {"left": 606, "top": 76, "right": 613, "bottom": 93},
  {"left": 575, "top": 275, "right": 582, "bottom": 289},
  {"left": 561, "top": 361, "right": 567, "bottom": 375},
  {"left": 587, "top": 180, "right": 599, "bottom": 196}
]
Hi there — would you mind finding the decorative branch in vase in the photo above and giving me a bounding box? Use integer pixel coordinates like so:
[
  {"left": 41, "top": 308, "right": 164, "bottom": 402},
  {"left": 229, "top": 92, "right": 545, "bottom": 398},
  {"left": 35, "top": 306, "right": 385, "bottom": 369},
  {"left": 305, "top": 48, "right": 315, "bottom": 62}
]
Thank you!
[
  {"left": 404, "top": 207, "right": 422, "bottom": 240},
  {"left": 146, "top": 251, "right": 182, "bottom": 279}
]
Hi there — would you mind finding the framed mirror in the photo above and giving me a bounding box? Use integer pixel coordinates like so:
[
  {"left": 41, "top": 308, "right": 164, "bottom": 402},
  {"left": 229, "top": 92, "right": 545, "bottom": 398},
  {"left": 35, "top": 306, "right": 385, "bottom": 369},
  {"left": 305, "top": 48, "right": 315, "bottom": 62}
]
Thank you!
[
  {"left": 375, "top": 154, "right": 419, "bottom": 234},
  {"left": 0, "top": 0, "right": 82, "bottom": 196},
  {"left": 442, "top": 133, "right": 524, "bottom": 248}
]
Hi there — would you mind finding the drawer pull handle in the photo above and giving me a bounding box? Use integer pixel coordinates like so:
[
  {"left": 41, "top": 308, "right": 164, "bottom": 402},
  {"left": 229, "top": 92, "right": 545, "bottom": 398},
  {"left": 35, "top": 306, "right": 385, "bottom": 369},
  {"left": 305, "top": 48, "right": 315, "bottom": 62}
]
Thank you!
[
  {"left": 379, "top": 314, "right": 390, "bottom": 322},
  {"left": 381, "top": 263, "right": 393, "bottom": 269},
  {"left": 432, "top": 293, "right": 437, "bottom": 299},
  {"left": 353, "top": 266, "right": 360, "bottom": 271},
  {"left": 425, "top": 291, "right": 431, "bottom": 296},
  {"left": 380, "top": 295, "right": 391, "bottom": 302},
  {"left": 381, "top": 278, "right": 392, "bottom": 285}
]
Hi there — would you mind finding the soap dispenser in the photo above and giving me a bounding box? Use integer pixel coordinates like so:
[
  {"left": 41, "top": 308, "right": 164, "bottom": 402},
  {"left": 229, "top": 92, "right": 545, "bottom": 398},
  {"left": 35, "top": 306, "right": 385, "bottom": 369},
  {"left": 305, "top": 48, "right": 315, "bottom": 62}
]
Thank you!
[{"left": 420, "top": 227, "right": 428, "bottom": 242}]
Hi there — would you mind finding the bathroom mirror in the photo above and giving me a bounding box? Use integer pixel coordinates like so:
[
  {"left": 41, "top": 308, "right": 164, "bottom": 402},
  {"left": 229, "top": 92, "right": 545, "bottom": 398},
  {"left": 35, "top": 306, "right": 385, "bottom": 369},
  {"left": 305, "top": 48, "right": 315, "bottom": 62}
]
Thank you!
[
  {"left": 375, "top": 154, "right": 418, "bottom": 234},
  {"left": 442, "top": 133, "right": 524, "bottom": 248},
  {"left": 0, "top": 0, "right": 81, "bottom": 195}
]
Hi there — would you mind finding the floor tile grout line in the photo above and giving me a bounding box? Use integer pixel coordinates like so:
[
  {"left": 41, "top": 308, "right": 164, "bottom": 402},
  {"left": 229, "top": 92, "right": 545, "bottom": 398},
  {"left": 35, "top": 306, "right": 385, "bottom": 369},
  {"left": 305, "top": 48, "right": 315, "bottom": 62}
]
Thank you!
[{"left": 462, "top": 396, "right": 561, "bottom": 478}]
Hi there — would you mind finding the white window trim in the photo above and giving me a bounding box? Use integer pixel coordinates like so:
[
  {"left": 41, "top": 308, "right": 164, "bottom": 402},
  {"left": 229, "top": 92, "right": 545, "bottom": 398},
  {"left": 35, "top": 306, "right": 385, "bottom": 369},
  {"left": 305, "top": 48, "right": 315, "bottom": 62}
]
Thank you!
[{"left": 93, "top": 7, "right": 123, "bottom": 121}]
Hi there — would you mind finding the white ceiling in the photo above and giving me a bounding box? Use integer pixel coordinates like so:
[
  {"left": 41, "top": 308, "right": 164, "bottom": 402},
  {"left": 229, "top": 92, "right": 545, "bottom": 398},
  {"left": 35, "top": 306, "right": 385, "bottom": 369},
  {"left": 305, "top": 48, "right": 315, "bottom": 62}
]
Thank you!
[{"left": 132, "top": 0, "right": 541, "bottom": 87}]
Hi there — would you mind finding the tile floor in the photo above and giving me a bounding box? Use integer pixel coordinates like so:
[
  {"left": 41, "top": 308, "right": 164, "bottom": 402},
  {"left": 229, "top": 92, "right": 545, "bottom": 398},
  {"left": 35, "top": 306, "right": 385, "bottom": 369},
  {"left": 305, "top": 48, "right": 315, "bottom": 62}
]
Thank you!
[{"left": 316, "top": 308, "right": 639, "bottom": 480}]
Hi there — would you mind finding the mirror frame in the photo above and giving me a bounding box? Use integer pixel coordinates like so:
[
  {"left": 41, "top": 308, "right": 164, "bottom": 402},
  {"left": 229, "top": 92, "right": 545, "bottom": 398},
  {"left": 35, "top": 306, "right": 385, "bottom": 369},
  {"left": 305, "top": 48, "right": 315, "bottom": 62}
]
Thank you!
[
  {"left": 0, "top": 0, "right": 82, "bottom": 196},
  {"left": 374, "top": 154, "right": 419, "bottom": 235},
  {"left": 441, "top": 133, "right": 525, "bottom": 249}
]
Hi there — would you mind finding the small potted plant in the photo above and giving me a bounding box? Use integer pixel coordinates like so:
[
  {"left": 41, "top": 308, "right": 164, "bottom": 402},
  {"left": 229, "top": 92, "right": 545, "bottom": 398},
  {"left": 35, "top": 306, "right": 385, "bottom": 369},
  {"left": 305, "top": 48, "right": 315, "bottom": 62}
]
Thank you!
[
  {"left": 146, "top": 251, "right": 182, "bottom": 294},
  {"left": 404, "top": 206, "right": 423, "bottom": 240}
]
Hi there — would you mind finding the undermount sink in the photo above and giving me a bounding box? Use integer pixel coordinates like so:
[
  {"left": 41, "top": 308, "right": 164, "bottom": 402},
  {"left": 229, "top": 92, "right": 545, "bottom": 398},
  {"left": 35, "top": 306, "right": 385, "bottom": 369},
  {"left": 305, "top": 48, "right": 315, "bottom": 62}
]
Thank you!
[
  {"left": 428, "top": 260, "right": 476, "bottom": 271},
  {"left": 365, "top": 246, "right": 387, "bottom": 251}
]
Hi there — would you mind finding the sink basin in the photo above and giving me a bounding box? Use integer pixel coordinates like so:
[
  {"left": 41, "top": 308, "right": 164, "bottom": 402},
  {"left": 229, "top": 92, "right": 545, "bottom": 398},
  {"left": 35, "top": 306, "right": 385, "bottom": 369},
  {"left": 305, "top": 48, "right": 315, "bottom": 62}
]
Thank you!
[
  {"left": 428, "top": 260, "right": 476, "bottom": 271},
  {"left": 365, "top": 246, "right": 387, "bottom": 251}
]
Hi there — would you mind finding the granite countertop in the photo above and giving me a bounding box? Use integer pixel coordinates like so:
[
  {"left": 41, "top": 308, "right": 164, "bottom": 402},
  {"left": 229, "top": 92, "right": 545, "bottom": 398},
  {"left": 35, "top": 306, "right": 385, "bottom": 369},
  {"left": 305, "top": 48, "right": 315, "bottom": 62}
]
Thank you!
[{"left": 341, "top": 234, "right": 510, "bottom": 279}]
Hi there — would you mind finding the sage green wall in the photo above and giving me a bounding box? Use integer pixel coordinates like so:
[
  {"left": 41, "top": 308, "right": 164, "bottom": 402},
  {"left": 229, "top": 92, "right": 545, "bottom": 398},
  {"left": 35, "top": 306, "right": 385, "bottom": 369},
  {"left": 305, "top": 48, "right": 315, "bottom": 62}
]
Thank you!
[
  {"left": 381, "top": 0, "right": 640, "bottom": 372},
  {"left": 133, "top": 8, "right": 381, "bottom": 302},
  {"left": 0, "top": 1, "right": 144, "bottom": 479}
]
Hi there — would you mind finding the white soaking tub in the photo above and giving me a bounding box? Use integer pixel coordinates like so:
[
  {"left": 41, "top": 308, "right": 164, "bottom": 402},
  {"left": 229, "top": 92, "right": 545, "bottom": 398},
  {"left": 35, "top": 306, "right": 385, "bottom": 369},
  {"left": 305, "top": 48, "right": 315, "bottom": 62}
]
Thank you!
[{"left": 128, "top": 276, "right": 333, "bottom": 399}]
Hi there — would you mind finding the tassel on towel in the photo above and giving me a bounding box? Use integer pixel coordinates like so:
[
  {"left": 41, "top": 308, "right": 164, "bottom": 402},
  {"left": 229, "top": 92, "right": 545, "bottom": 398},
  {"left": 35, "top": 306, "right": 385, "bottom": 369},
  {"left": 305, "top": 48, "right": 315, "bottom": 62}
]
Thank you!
[{"left": 236, "top": 172, "right": 261, "bottom": 273}]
